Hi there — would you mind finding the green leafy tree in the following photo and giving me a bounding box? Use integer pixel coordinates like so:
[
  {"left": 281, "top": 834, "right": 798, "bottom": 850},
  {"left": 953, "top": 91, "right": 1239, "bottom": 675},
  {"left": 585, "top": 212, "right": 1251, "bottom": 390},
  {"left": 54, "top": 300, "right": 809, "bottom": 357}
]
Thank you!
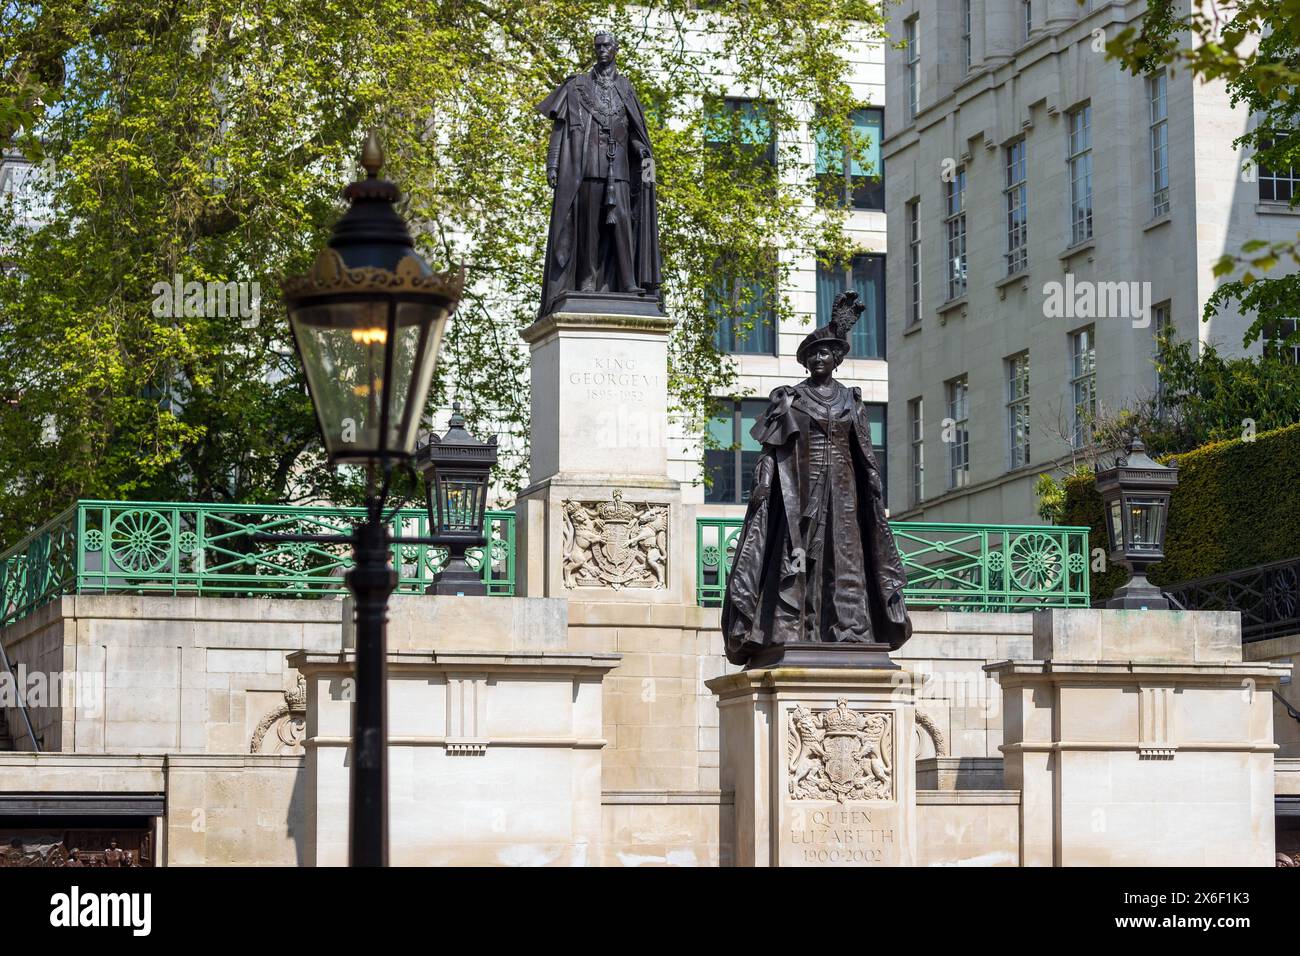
[{"left": 0, "top": 1, "right": 881, "bottom": 549}]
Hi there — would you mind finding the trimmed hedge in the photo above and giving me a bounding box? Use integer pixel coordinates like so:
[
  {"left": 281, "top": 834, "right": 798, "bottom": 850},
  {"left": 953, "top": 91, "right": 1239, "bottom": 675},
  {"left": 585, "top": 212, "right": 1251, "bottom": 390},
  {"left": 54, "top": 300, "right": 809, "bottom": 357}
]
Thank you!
[{"left": 1060, "top": 422, "right": 1300, "bottom": 603}]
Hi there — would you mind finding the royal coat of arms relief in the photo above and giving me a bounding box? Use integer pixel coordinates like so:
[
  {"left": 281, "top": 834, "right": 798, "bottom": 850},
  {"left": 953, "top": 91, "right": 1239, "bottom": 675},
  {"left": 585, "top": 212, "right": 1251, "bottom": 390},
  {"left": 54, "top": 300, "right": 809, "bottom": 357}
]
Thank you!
[
  {"left": 788, "top": 699, "right": 893, "bottom": 802},
  {"left": 560, "top": 489, "right": 668, "bottom": 589}
]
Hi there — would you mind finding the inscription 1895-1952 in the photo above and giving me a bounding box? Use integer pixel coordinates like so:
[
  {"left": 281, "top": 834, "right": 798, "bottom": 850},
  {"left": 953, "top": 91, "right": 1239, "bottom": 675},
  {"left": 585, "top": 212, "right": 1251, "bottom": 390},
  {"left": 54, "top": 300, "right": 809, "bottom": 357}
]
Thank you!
[{"left": 569, "top": 356, "right": 662, "bottom": 402}]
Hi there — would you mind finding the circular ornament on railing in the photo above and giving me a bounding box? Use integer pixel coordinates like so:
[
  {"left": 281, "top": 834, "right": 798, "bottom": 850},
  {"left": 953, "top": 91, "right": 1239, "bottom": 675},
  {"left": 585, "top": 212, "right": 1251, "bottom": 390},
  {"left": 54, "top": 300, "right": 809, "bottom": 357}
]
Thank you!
[
  {"left": 985, "top": 551, "right": 1006, "bottom": 573},
  {"left": 1009, "top": 533, "right": 1062, "bottom": 590},
  {"left": 701, "top": 545, "right": 721, "bottom": 568},
  {"left": 289, "top": 541, "right": 311, "bottom": 559},
  {"left": 1270, "top": 567, "right": 1298, "bottom": 619},
  {"left": 400, "top": 545, "right": 419, "bottom": 563},
  {"left": 108, "top": 510, "right": 173, "bottom": 573},
  {"left": 1067, "top": 552, "right": 1087, "bottom": 574},
  {"left": 83, "top": 529, "right": 104, "bottom": 552},
  {"left": 177, "top": 531, "right": 199, "bottom": 554}
]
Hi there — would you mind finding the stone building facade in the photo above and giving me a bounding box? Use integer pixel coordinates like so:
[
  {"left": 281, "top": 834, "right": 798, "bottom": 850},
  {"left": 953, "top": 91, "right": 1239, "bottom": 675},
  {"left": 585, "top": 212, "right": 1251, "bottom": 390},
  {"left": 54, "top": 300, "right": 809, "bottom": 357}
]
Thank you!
[{"left": 881, "top": 0, "right": 1300, "bottom": 524}]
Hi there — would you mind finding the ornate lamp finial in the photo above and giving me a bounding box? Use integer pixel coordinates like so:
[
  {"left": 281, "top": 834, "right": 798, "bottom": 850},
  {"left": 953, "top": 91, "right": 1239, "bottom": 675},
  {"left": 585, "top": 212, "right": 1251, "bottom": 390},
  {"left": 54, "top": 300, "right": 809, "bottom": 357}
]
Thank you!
[{"left": 361, "top": 129, "right": 384, "bottom": 179}]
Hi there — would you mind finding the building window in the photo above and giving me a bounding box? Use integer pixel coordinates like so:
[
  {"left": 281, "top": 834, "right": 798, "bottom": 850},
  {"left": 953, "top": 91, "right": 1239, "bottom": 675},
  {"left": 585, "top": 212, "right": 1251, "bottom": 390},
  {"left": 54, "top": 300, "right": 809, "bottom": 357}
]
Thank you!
[
  {"left": 905, "top": 18, "right": 920, "bottom": 121},
  {"left": 1280, "top": 318, "right": 1300, "bottom": 365},
  {"left": 816, "top": 253, "right": 886, "bottom": 358},
  {"left": 907, "top": 199, "right": 922, "bottom": 327},
  {"left": 1152, "top": 302, "right": 1170, "bottom": 416},
  {"left": 1005, "top": 139, "right": 1028, "bottom": 275},
  {"left": 1006, "top": 352, "right": 1030, "bottom": 469},
  {"left": 1067, "top": 105, "right": 1093, "bottom": 245},
  {"left": 710, "top": 263, "right": 777, "bottom": 355},
  {"left": 865, "top": 403, "right": 888, "bottom": 501},
  {"left": 946, "top": 375, "right": 970, "bottom": 489},
  {"left": 704, "top": 399, "right": 769, "bottom": 503},
  {"left": 909, "top": 397, "right": 925, "bottom": 506},
  {"left": 945, "top": 166, "right": 967, "bottom": 300},
  {"left": 1070, "top": 326, "right": 1096, "bottom": 448},
  {"left": 1258, "top": 139, "right": 1300, "bottom": 204},
  {"left": 705, "top": 98, "right": 776, "bottom": 187},
  {"left": 960, "top": 0, "right": 972, "bottom": 71},
  {"left": 1149, "top": 71, "right": 1169, "bottom": 217},
  {"left": 815, "top": 108, "right": 884, "bottom": 210},
  {"left": 1022, "top": 0, "right": 1032, "bottom": 41}
]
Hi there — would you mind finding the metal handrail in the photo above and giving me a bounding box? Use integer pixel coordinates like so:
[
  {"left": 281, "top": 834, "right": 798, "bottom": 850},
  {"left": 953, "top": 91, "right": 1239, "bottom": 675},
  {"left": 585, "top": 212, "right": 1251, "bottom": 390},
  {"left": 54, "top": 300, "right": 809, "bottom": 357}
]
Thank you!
[
  {"left": 697, "top": 517, "right": 1092, "bottom": 610},
  {"left": 0, "top": 633, "right": 39, "bottom": 752},
  {"left": 1163, "top": 554, "right": 1300, "bottom": 643},
  {"left": 0, "top": 500, "right": 518, "bottom": 628}
]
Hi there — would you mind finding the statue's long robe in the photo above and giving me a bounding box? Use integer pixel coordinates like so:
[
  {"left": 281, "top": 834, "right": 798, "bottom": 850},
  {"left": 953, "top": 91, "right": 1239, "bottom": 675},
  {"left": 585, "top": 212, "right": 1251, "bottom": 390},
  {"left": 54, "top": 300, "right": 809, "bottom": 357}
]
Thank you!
[
  {"left": 537, "top": 69, "right": 662, "bottom": 316},
  {"left": 721, "top": 381, "right": 912, "bottom": 666}
]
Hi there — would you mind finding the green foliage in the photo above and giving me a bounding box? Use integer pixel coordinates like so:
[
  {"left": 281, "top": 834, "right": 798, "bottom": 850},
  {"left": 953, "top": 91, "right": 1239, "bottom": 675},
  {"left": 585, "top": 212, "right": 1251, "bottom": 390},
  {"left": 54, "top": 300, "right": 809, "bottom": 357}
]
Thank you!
[
  {"left": 1057, "top": 423, "right": 1300, "bottom": 602},
  {"left": 1148, "top": 333, "right": 1300, "bottom": 452},
  {"left": 0, "top": 1, "right": 881, "bottom": 549}
]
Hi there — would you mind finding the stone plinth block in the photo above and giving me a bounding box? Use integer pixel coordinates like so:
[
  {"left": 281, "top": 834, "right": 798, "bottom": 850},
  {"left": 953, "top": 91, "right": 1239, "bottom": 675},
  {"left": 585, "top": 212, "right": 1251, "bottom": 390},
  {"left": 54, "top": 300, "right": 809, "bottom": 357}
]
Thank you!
[
  {"left": 515, "top": 477, "right": 684, "bottom": 604},
  {"left": 707, "top": 667, "right": 919, "bottom": 867},
  {"left": 520, "top": 309, "right": 676, "bottom": 486},
  {"left": 291, "top": 645, "right": 620, "bottom": 866},
  {"left": 990, "top": 609, "right": 1290, "bottom": 866}
]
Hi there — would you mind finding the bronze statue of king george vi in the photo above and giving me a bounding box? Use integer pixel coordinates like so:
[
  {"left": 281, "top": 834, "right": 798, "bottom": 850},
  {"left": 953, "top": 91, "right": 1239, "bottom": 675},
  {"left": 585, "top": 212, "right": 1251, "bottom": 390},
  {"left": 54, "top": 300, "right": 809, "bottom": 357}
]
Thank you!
[
  {"left": 721, "top": 291, "right": 913, "bottom": 669},
  {"left": 537, "top": 30, "right": 663, "bottom": 318}
]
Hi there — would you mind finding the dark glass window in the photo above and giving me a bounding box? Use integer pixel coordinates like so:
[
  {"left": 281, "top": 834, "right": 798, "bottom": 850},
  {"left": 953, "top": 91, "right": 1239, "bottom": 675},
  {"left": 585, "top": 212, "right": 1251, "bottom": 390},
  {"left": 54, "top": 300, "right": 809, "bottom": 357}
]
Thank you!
[
  {"left": 815, "top": 253, "right": 886, "bottom": 358},
  {"left": 1258, "top": 138, "right": 1299, "bottom": 204},
  {"left": 706, "top": 400, "right": 887, "bottom": 504},
  {"left": 864, "top": 403, "right": 887, "bottom": 502},
  {"left": 711, "top": 260, "right": 777, "bottom": 355},
  {"left": 706, "top": 98, "right": 776, "bottom": 168},
  {"left": 815, "top": 108, "right": 884, "bottom": 210},
  {"left": 705, "top": 399, "right": 769, "bottom": 503}
]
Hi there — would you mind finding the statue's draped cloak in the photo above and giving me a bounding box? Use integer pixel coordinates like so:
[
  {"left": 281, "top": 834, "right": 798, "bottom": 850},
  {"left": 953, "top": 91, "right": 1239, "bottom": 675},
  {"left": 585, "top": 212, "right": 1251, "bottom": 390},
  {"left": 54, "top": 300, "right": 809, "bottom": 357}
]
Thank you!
[
  {"left": 721, "top": 382, "right": 912, "bottom": 666},
  {"left": 537, "top": 70, "right": 662, "bottom": 316}
]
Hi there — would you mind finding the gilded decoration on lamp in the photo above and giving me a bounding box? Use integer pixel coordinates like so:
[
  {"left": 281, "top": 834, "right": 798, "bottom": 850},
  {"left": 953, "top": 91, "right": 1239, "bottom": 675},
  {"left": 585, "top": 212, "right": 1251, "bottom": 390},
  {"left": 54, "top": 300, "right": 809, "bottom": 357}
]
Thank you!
[
  {"left": 788, "top": 699, "right": 893, "bottom": 803},
  {"left": 281, "top": 247, "right": 465, "bottom": 300},
  {"left": 560, "top": 490, "right": 667, "bottom": 589}
]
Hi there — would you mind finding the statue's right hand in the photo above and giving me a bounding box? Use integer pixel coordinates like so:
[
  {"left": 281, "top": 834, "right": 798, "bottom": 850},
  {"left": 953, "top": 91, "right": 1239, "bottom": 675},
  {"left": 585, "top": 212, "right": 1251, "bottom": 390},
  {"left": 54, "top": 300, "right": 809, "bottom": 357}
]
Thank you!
[{"left": 547, "top": 168, "right": 558, "bottom": 189}]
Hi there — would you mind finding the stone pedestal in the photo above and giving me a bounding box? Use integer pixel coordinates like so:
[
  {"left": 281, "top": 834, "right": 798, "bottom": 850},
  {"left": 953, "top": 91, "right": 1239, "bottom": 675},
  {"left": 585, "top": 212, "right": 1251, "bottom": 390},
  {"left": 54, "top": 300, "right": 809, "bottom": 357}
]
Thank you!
[
  {"left": 292, "top": 595, "right": 620, "bottom": 866},
  {"left": 707, "top": 667, "right": 919, "bottom": 867},
  {"left": 515, "top": 307, "right": 683, "bottom": 603},
  {"left": 519, "top": 306, "right": 675, "bottom": 485},
  {"left": 988, "top": 609, "right": 1290, "bottom": 866}
]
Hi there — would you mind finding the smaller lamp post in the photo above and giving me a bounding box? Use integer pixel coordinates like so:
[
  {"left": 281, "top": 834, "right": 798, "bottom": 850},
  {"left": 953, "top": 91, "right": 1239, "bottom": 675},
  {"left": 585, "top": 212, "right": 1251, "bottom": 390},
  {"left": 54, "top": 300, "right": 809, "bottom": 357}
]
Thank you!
[
  {"left": 1095, "top": 433, "right": 1179, "bottom": 609},
  {"left": 415, "top": 403, "right": 498, "bottom": 596}
]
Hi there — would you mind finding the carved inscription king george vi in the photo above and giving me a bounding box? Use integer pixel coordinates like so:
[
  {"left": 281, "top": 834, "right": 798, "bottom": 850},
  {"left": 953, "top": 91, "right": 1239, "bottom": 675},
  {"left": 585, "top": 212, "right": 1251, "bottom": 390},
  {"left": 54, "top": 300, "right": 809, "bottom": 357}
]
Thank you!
[
  {"left": 560, "top": 489, "right": 668, "bottom": 590},
  {"left": 788, "top": 699, "right": 893, "bottom": 803}
]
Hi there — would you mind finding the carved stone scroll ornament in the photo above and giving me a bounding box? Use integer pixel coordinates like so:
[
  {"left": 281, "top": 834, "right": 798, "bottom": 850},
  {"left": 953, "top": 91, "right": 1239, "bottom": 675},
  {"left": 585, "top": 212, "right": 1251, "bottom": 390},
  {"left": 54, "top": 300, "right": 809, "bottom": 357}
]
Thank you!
[
  {"left": 250, "top": 675, "right": 308, "bottom": 755},
  {"left": 788, "top": 699, "right": 893, "bottom": 803},
  {"left": 560, "top": 489, "right": 667, "bottom": 590},
  {"left": 914, "top": 710, "right": 947, "bottom": 758}
]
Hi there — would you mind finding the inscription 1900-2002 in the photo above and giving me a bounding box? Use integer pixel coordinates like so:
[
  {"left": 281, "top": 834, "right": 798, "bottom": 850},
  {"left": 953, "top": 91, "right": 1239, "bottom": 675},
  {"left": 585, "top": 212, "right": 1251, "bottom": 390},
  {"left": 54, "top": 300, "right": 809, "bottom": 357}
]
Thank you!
[{"left": 789, "top": 807, "right": 895, "bottom": 865}]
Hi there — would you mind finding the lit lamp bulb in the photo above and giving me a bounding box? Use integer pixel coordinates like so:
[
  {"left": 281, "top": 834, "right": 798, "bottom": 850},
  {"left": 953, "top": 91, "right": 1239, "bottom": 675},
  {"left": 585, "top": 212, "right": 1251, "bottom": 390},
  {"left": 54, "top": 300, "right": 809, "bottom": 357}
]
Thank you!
[{"left": 352, "top": 327, "right": 388, "bottom": 345}]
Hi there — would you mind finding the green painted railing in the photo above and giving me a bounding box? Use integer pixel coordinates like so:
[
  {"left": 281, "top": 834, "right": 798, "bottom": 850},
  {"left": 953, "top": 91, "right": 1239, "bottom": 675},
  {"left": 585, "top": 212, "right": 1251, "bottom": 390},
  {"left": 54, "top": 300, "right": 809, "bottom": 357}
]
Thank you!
[
  {"left": 0, "top": 500, "right": 516, "bottom": 627},
  {"left": 697, "top": 517, "right": 1091, "bottom": 610}
]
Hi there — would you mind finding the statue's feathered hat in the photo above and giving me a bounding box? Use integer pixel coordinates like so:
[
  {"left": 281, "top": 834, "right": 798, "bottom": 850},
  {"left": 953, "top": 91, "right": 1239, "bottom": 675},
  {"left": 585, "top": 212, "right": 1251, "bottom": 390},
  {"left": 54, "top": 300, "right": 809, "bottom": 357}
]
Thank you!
[{"left": 797, "top": 290, "right": 864, "bottom": 366}]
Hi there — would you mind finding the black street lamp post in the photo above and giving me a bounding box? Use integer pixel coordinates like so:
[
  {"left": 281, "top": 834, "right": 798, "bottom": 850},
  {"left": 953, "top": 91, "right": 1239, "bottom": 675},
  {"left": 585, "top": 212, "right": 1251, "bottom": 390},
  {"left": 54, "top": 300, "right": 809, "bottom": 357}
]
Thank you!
[
  {"left": 415, "top": 403, "right": 499, "bottom": 596},
  {"left": 1095, "top": 433, "right": 1180, "bottom": 610},
  {"left": 270, "top": 131, "right": 463, "bottom": 867}
]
